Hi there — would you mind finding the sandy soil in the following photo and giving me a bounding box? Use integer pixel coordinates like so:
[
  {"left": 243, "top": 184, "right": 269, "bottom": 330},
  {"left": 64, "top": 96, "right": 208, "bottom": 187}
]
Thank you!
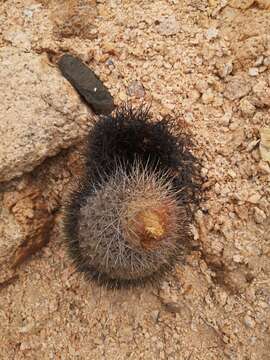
[{"left": 1, "top": 1, "right": 270, "bottom": 359}]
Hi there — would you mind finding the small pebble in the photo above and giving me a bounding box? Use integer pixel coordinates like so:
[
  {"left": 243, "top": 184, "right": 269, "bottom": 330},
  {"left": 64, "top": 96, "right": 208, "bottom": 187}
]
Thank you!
[
  {"left": 224, "top": 76, "right": 251, "bottom": 100},
  {"left": 254, "top": 207, "right": 266, "bottom": 224},
  {"left": 228, "top": 169, "right": 236, "bottom": 178},
  {"left": 239, "top": 98, "right": 256, "bottom": 117},
  {"left": 206, "top": 27, "right": 219, "bottom": 40},
  {"left": 163, "top": 302, "right": 182, "bottom": 314},
  {"left": 246, "top": 139, "right": 259, "bottom": 152},
  {"left": 150, "top": 310, "right": 160, "bottom": 322},
  {"left": 118, "top": 91, "right": 126, "bottom": 101},
  {"left": 254, "top": 56, "right": 264, "bottom": 67},
  {"left": 263, "top": 56, "right": 270, "bottom": 66},
  {"left": 249, "top": 67, "right": 259, "bottom": 77},
  {"left": 156, "top": 15, "right": 180, "bottom": 36},
  {"left": 218, "top": 63, "right": 233, "bottom": 78},
  {"left": 247, "top": 193, "right": 261, "bottom": 204},
  {"left": 233, "top": 254, "right": 244, "bottom": 263},
  {"left": 202, "top": 88, "right": 214, "bottom": 104},
  {"left": 127, "top": 81, "right": 145, "bottom": 98},
  {"left": 258, "top": 66, "right": 267, "bottom": 73},
  {"left": 243, "top": 315, "right": 255, "bottom": 328},
  {"left": 189, "top": 89, "right": 201, "bottom": 103}
]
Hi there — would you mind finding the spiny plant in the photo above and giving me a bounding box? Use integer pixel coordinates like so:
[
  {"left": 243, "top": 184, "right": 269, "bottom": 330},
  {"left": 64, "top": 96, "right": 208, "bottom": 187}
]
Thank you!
[{"left": 62, "top": 104, "right": 202, "bottom": 288}]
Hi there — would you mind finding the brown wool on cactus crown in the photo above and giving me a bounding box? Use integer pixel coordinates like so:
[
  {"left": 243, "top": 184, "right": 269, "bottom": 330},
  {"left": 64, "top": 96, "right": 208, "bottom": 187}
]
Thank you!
[{"left": 124, "top": 198, "right": 177, "bottom": 250}]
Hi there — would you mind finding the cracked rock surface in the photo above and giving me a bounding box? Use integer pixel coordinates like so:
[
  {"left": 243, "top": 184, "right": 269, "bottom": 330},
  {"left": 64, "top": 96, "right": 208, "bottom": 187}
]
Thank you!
[{"left": 0, "top": 47, "right": 90, "bottom": 183}]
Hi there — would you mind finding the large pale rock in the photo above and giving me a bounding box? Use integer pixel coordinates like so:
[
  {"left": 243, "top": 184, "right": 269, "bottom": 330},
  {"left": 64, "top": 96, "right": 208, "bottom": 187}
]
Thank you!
[{"left": 0, "top": 47, "right": 91, "bottom": 183}]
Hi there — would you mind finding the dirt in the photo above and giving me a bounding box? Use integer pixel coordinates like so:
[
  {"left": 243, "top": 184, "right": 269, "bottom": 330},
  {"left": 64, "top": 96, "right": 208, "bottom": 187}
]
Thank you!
[{"left": 0, "top": 1, "right": 270, "bottom": 359}]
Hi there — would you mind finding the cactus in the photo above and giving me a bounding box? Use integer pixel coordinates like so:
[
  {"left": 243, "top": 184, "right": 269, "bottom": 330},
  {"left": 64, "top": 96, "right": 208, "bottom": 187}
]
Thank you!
[{"left": 62, "top": 105, "right": 202, "bottom": 288}]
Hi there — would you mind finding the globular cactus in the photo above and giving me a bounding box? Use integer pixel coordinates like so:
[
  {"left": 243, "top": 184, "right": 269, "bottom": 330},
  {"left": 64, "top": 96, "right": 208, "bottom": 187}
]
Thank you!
[{"left": 63, "top": 105, "right": 202, "bottom": 288}]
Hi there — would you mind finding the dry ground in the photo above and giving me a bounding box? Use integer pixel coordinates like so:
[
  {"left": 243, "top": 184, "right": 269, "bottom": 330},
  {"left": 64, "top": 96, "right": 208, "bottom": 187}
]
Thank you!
[{"left": 0, "top": 1, "right": 270, "bottom": 359}]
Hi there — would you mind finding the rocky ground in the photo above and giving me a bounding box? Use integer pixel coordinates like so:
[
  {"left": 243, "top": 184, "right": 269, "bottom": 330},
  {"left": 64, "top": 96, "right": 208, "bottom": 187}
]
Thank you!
[{"left": 1, "top": 0, "right": 270, "bottom": 359}]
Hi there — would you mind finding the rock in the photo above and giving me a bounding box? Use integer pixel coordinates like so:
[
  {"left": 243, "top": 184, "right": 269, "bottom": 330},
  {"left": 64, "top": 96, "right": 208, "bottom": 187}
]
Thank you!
[
  {"left": 58, "top": 54, "right": 115, "bottom": 115},
  {"left": 263, "top": 57, "right": 270, "bottom": 66},
  {"left": 254, "top": 56, "right": 264, "bottom": 67},
  {"left": 102, "top": 42, "right": 118, "bottom": 57},
  {"left": 163, "top": 302, "right": 183, "bottom": 314},
  {"left": 259, "top": 128, "right": 270, "bottom": 162},
  {"left": 254, "top": 207, "right": 266, "bottom": 224},
  {"left": 0, "top": 48, "right": 91, "bottom": 183},
  {"left": 248, "top": 67, "right": 259, "bottom": 77},
  {"left": 258, "top": 65, "right": 267, "bottom": 73},
  {"left": 233, "top": 254, "right": 244, "bottom": 263},
  {"left": 246, "top": 139, "right": 260, "bottom": 152},
  {"left": 0, "top": 149, "right": 81, "bottom": 276},
  {"left": 228, "top": 169, "right": 237, "bottom": 178},
  {"left": 252, "top": 81, "right": 270, "bottom": 107},
  {"left": 239, "top": 98, "right": 256, "bottom": 117},
  {"left": 247, "top": 192, "right": 261, "bottom": 204},
  {"left": 127, "top": 81, "right": 145, "bottom": 98},
  {"left": 156, "top": 15, "right": 180, "bottom": 36},
  {"left": 224, "top": 76, "right": 251, "bottom": 100},
  {"left": 220, "top": 111, "right": 232, "bottom": 126},
  {"left": 195, "top": 79, "right": 209, "bottom": 93},
  {"left": 243, "top": 314, "right": 255, "bottom": 328},
  {"left": 184, "top": 112, "right": 195, "bottom": 124},
  {"left": 118, "top": 91, "right": 126, "bottom": 101},
  {"left": 205, "top": 27, "right": 219, "bottom": 41},
  {"left": 217, "top": 62, "right": 233, "bottom": 79},
  {"left": 188, "top": 89, "right": 201, "bottom": 103},
  {"left": 150, "top": 310, "right": 160, "bottom": 322},
  {"left": 201, "top": 88, "right": 214, "bottom": 104}
]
